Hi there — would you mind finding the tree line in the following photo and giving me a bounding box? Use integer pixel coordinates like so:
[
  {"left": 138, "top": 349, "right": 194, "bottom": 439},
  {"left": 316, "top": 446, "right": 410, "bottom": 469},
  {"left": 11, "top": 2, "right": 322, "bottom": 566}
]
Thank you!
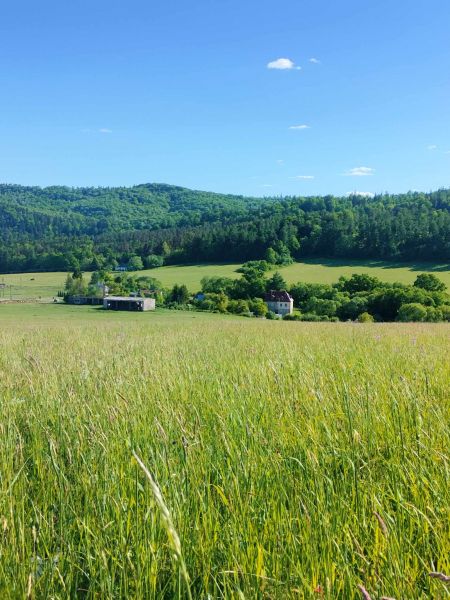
[
  {"left": 1, "top": 184, "right": 449, "bottom": 272},
  {"left": 64, "top": 264, "right": 450, "bottom": 322}
]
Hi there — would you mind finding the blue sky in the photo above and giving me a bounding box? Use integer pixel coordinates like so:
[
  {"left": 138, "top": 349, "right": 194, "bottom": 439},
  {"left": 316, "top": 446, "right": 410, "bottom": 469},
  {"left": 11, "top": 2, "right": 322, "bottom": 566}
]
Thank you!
[{"left": 1, "top": 0, "right": 449, "bottom": 196}]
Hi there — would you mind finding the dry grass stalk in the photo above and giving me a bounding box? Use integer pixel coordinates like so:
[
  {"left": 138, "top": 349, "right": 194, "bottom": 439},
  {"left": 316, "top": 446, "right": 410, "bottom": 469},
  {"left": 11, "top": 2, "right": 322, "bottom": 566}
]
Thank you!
[
  {"left": 373, "top": 511, "right": 388, "bottom": 536},
  {"left": 357, "top": 584, "right": 372, "bottom": 599},
  {"left": 429, "top": 571, "right": 450, "bottom": 583},
  {"left": 132, "top": 450, "right": 192, "bottom": 599}
]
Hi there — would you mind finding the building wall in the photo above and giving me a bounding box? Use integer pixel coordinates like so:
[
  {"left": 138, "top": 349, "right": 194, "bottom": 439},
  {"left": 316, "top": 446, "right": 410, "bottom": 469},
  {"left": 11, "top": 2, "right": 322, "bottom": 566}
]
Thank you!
[
  {"left": 266, "top": 299, "right": 293, "bottom": 315},
  {"left": 142, "top": 298, "right": 156, "bottom": 311},
  {"left": 103, "top": 297, "right": 156, "bottom": 311}
]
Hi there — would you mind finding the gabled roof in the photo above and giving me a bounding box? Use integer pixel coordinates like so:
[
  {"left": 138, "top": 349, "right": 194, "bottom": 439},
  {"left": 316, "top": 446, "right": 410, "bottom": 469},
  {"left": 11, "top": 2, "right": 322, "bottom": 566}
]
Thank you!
[{"left": 264, "top": 290, "right": 292, "bottom": 302}]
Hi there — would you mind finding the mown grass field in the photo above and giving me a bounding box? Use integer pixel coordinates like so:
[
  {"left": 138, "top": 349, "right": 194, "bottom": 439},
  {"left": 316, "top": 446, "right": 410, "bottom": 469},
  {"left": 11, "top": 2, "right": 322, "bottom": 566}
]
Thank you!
[
  {"left": 1, "top": 258, "right": 449, "bottom": 299},
  {"left": 0, "top": 305, "right": 448, "bottom": 598}
]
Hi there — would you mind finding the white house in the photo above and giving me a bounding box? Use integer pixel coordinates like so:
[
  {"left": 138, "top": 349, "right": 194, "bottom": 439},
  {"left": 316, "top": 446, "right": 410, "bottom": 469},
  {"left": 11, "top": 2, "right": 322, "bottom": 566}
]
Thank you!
[{"left": 264, "top": 290, "right": 294, "bottom": 316}]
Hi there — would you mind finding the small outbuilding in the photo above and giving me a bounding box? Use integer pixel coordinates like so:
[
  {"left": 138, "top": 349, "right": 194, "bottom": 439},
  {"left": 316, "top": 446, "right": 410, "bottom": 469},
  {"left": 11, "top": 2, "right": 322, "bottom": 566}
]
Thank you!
[
  {"left": 103, "top": 296, "right": 155, "bottom": 311},
  {"left": 264, "top": 290, "right": 294, "bottom": 316}
]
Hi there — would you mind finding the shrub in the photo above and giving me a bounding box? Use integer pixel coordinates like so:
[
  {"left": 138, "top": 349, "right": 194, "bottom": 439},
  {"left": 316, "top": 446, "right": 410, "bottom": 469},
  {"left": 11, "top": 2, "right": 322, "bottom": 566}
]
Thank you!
[
  {"left": 201, "top": 276, "right": 234, "bottom": 295},
  {"left": 236, "top": 260, "right": 270, "bottom": 275},
  {"left": 397, "top": 303, "right": 428, "bottom": 322},
  {"left": 264, "top": 248, "right": 278, "bottom": 264},
  {"left": 414, "top": 273, "right": 446, "bottom": 292},
  {"left": 169, "top": 284, "right": 190, "bottom": 305},
  {"left": 298, "top": 313, "right": 326, "bottom": 322},
  {"left": 290, "top": 282, "right": 335, "bottom": 306},
  {"left": 425, "top": 306, "right": 443, "bottom": 322},
  {"left": 282, "top": 313, "right": 301, "bottom": 321},
  {"left": 357, "top": 312, "right": 374, "bottom": 323},
  {"left": 263, "top": 241, "right": 294, "bottom": 266},
  {"left": 228, "top": 299, "right": 250, "bottom": 314},
  {"left": 441, "top": 305, "right": 450, "bottom": 321},
  {"left": 144, "top": 254, "right": 164, "bottom": 269},
  {"left": 337, "top": 274, "right": 381, "bottom": 294},
  {"left": 248, "top": 298, "right": 268, "bottom": 317},
  {"left": 369, "top": 287, "right": 433, "bottom": 321},
  {"left": 337, "top": 297, "right": 369, "bottom": 321},
  {"left": 128, "top": 256, "right": 144, "bottom": 271},
  {"left": 304, "top": 297, "right": 338, "bottom": 317}
]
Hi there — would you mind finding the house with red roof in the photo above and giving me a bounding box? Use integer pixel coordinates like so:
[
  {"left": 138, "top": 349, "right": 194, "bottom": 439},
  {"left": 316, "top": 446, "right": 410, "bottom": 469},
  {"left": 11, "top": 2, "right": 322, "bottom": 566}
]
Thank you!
[{"left": 264, "top": 290, "right": 294, "bottom": 316}]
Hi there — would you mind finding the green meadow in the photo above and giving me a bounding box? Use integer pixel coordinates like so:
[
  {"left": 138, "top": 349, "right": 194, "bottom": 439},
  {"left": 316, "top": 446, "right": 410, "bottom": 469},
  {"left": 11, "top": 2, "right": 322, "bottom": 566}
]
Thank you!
[
  {"left": 1, "top": 258, "right": 449, "bottom": 299},
  {"left": 151, "top": 259, "right": 450, "bottom": 291},
  {"left": 0, "top": 305, "right": 448, "bottom": 598}
]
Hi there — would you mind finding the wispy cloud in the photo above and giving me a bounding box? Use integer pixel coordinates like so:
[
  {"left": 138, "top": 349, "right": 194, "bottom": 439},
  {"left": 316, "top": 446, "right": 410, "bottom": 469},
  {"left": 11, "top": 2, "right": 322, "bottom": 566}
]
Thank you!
[
  {"left": 309, "top": 57, "right": 320, "bottom": 64},
  {"left": 261, "top": 184, "right": 273, "bottom": 188},
  {"left": 267, "top": 57, "right": 301, "bottom": 70},
  {"left": 291, "top": 175, "right": 314, "bottom": 180},
  {"left": 289, "top": 124, "right": 310, "bottom": 130},
  {"left": 347, "top": 191, "right": 375, "bottom": 198},
  {"left": 276, "top": 159, "right": 284, "bottom": 165},
  {"left": 81, "top": 128, "right": 113, "bottom": 134},
  {"left": 344, "top": 166, "right": 374, "bottom": 177},
  {"left": 427, "top": 144, "right": 437, "bottom": 150}
]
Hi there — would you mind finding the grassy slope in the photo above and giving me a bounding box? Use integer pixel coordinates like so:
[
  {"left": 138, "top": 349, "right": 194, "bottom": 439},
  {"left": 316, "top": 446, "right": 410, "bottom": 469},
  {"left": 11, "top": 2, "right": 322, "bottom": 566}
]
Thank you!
[
  {"left": 1, "top": 259, "right": 449, "bottom": 299},
  {"left": 150, "top": 259, "right": 450, "bottom": 290},
  {"left": 0, "top": 270, "right": 66, "bottom": 300},
  {"left": 0, "top": 305, "right": 448, "bottom": 598}
]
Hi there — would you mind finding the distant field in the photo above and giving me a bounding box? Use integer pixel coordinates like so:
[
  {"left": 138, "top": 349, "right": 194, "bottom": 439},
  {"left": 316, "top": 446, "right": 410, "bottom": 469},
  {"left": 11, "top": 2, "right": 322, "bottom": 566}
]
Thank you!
[
  {"left": 0, "top": 271, "right": 66, "bottom": 300},
  {"left": 150, "top": 259, "right": 450, "bottom": 290},
  {"left": 1, "top": 258, "right": 449, "bottom": 299},
  {"left": 0, "top": 304, "right": 448, "bottom": 598}
]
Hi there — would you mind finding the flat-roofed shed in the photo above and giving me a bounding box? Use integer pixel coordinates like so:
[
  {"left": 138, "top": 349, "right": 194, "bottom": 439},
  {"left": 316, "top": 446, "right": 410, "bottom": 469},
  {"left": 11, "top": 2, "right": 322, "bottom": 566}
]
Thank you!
[{"left": 103, "top": 296, "right": 155, "bottom": 311}]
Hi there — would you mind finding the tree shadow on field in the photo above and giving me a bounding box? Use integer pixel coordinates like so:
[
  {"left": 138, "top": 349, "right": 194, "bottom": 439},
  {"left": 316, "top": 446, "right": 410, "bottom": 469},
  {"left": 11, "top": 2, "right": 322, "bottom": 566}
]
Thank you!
[{"left": 300, "top": 258, "right": 450, "bottom": 272}]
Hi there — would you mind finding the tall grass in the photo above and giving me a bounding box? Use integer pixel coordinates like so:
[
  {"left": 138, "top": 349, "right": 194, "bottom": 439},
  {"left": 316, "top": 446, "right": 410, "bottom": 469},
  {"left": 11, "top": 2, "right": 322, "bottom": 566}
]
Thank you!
[{"left": 0, "top": 314, "right": 449, "bottom": 598}]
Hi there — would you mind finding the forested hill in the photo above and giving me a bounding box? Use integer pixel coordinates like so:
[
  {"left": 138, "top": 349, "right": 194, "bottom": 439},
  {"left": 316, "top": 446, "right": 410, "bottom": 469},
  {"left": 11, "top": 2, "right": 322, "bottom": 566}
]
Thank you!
[
  {"left": 0, "top": 183, "right": 449, "bottom": 272},
  {"left": 0, "top": 183, "right": 268, "bottom": 237}
]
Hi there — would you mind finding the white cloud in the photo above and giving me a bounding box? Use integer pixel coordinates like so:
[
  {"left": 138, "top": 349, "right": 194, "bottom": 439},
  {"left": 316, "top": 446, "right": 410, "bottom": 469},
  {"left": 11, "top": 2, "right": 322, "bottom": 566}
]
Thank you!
[
  {"left": 291, "top": 175, "right": 314, "bottom": 180},
  {"left": 309, "top": 57, "right": 320, "bottom": 64},
  {"left": 82, "top": 128, "right": 113, "bottom": 134},
  {"left": 267, "top": 58, "right": 301, "bottom": 70},
  {"left": 346, "top": 191, "right": 375, "bottom": 198},
  {"left": 289, "top": 124, "right": 310, "bottom": 130},
  {"left": 344, "top": 166, "right": 374, "bottom": 177},
  {"left": 427, "top": 144, "right": 437, "bottom": 150},
  {"left": 261, "top": 184, "right": 273, "bottom": 188},
  {"left": 276, "top": 159, "right": 284, "bottom": 165}
]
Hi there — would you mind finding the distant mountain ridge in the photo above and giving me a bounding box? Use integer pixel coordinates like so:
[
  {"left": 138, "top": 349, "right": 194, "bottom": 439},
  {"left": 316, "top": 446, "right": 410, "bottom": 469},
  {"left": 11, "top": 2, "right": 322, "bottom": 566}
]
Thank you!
[{"left": 0, "top": 183, "right": 449, "bottom": 272}]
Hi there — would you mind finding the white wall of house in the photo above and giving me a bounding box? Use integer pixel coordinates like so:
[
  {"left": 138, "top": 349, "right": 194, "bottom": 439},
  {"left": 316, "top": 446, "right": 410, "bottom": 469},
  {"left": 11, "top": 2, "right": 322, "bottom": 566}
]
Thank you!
[{"left": 266, "top": 299, "right": 293, "bottom": 315}]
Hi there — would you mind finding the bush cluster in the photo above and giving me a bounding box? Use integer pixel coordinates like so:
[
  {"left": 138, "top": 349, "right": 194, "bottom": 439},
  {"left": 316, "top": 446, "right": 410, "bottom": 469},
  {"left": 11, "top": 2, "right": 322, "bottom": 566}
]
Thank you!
[{"left": 289, "top": 273, "right": 449, "bottom": 322}]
